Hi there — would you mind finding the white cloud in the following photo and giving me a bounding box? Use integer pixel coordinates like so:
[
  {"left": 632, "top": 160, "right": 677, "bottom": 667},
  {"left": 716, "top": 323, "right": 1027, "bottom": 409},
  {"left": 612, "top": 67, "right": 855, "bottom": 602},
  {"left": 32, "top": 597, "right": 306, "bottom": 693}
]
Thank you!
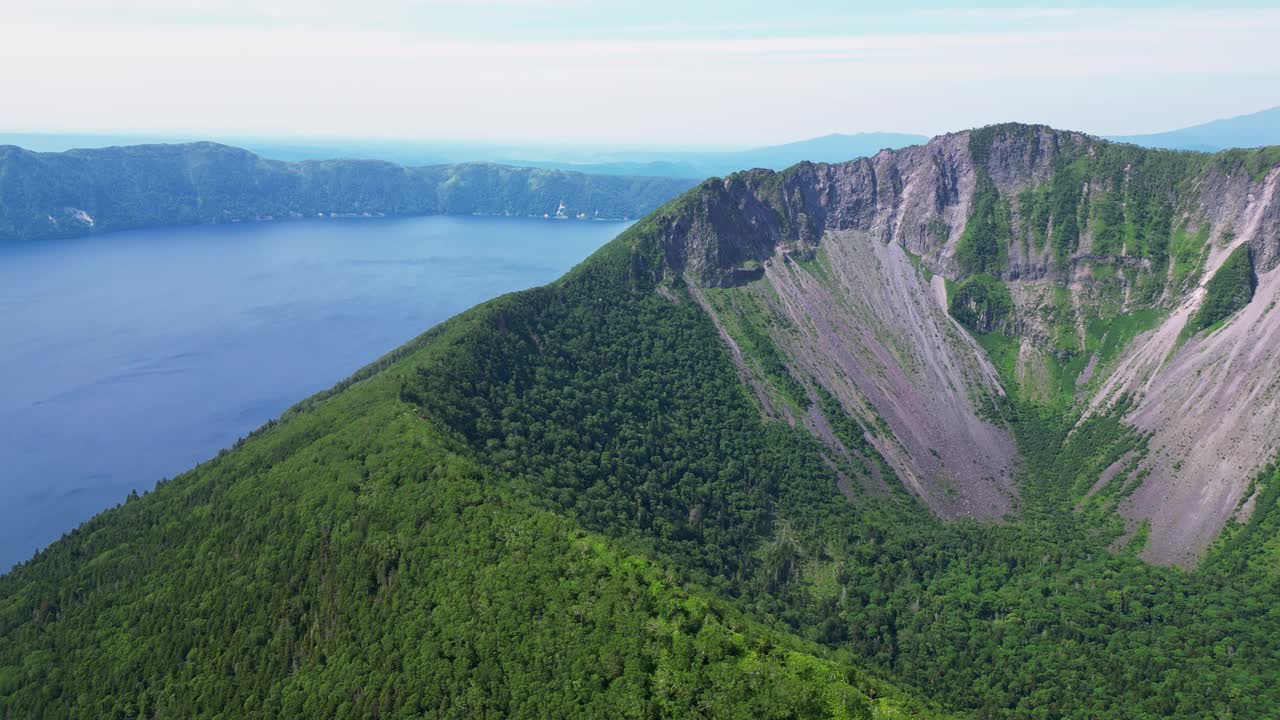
[{"left": 1, "top": 7, "right": 1277, "bottom": 143}]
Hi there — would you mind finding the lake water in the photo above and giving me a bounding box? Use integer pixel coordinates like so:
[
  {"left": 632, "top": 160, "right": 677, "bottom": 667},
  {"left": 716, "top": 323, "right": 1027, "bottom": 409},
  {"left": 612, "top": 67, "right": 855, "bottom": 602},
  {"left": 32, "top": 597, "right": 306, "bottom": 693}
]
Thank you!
[{"left": 0, "top": 216, "right": 627, "bottom": 571}]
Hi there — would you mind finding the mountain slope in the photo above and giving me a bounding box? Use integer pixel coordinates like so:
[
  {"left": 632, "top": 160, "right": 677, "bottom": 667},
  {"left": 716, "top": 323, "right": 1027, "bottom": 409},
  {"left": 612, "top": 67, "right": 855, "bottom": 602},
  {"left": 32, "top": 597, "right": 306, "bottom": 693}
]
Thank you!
[
  {"left": 0, "top": 143, "right": 697, "bottom": 242},
  {"left": 6, "top": 124, "right": 1280, "bottom": 718},
  {"left": 642, "top": 125, "right": 1280, "bottom": 565},
  {"left": 652, "top": 160, "right": 1019, "bottom": 518},
  {"left": 1111, "top": 105, "right": 1280, "bottom": 151},
  {"left": 0, "top": 305, "right": 941, "bottom": 719}
]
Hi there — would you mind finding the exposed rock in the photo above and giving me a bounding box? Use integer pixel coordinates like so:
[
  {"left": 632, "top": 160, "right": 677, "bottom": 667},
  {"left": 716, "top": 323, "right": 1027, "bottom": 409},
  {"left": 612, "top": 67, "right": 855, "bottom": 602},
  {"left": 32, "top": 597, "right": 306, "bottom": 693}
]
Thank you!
[
  {"left": 1093, "top": 237, "right": 1280, "bottom": 564},
  {"left": 758, "top": 231, "right": 1017, "bottom": 519},
  {"left": 648, "top": 124, "right": 1280, "bottom": 563}
]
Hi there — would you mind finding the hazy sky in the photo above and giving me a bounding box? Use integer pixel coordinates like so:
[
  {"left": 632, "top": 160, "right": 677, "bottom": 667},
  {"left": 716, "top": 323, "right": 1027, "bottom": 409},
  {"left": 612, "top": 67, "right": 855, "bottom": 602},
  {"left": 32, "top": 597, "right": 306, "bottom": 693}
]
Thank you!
[{"left": 3, "top": 1, "right": 1279, "bottom": 146}]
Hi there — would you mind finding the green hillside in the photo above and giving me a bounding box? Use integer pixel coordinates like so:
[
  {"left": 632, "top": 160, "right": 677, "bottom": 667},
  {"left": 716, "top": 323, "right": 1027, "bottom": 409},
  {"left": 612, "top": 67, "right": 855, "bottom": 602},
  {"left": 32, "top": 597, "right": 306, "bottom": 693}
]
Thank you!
[
  {"left": 5, "top": 128, "right": 1280, "bottom": 718},
  {"left": 0, "top": 306, "right": 940, "bottom": 720}
]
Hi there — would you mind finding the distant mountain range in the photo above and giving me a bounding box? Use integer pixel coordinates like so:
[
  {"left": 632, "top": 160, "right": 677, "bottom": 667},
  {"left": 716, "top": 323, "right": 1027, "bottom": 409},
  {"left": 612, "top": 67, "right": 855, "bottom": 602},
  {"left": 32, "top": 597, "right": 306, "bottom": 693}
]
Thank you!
[
  {"left": 0, "top": 131, "right": 931, "bottom": 180},
  {"left": 5, "top": 106, "right": 1278, "bottom": 184},
  {"left": 1108, "top": 105, "right": 1280, "bottom": 151},
  {"left": 508, "top": 132, "right": 930, "bottom": 178},
  {"left": 0, "top": 143, "right": 696, "bottom": 242},
  {"left": 4, "top": 108, "right": 1278, "bottom": 245}
]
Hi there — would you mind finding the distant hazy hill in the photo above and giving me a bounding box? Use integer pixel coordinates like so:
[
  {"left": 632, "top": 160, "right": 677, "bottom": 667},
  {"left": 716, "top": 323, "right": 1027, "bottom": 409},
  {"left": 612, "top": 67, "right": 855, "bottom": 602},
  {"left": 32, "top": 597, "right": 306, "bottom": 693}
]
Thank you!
[
  {"left": 0, "top": 132, "right": 930, "bottom": 180},
  {"left": 16, "top": 112, "right": 1280, "bottom": 182},
  {"left": 1110, "top": 105, "right": 1280, "bottom": 151},
  {"left": 0, "top": 143, "right": 697, "bottom": 242},
  {"left": 513, "top": 132, "right": 930, "bottom": 178},
  {"left": 229, "top": 132, "right": 931, "bottom": 179}
]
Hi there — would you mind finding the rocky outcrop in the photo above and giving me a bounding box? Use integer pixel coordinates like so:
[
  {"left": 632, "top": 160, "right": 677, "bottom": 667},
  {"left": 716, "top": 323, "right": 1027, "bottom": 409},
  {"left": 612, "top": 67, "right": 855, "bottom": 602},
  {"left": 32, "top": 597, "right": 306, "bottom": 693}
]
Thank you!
[
  {"left": 652, "top": 132, "right": 1030, "bottom": 520},
  {"left": 1088, "top": 165, "right": 1280, "bottom": 565},
  {"left": 657, "top": 126, "right": 1113, "bottom": 288},
  {"left": 650, "top": 124, "right": 1280, "bottom": 564},
  {"left": 758, "top": 231, "right": 1018, "bottom": 519}
]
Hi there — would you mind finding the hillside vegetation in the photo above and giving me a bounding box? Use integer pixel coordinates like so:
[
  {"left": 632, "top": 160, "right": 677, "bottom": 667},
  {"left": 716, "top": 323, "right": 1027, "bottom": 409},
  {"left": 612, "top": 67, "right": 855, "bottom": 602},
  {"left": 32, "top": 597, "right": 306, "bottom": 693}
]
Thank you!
[
  {"left": 5, "top": 125, "right": 1280, "bottom": 718},
  {"left": 644, "top": 122, "right": 1280, "bottom": 564},
  {"left": 0, "top": 258, "right": 948, "bottom": 719}
]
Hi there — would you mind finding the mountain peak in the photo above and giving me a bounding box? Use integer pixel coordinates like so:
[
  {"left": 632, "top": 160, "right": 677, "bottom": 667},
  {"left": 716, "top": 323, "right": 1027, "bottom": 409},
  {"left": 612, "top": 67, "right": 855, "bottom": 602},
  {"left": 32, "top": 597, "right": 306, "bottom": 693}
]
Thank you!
[{"left": 652, "top": 123, "right": 1093, "bottom": 288}]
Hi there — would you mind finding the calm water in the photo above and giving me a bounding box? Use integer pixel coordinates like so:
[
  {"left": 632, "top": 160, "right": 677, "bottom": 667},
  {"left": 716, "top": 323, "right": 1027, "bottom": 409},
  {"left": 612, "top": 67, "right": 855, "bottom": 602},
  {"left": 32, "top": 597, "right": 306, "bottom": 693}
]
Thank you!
[{"left": 0, "top": 216, "right": 626, "bottom": 571}]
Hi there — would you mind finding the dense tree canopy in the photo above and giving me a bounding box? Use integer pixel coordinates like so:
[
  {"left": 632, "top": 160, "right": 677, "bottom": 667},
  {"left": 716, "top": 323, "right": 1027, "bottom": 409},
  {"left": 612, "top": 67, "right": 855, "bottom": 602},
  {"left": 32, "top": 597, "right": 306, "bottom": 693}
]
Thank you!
[
  {"left": 4, "top": 166, "right": 1280, "bottom": 718},
  {"left": 1190, "top": 244, "right": 1256, "bottom": 333}
]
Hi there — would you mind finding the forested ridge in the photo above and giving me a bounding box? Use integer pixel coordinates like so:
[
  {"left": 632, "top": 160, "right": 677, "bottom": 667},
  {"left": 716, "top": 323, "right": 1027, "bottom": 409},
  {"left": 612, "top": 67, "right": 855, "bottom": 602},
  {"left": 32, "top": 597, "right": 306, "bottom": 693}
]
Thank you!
[
  {"left": 0, "top": 142, "right": 695, "bottom": 242},
  {"left": 397, "top": 221, "right": 1280, "bottom": 717},
  {"left": 5, "top": 128, "right": 1280, "bottom": 718}
]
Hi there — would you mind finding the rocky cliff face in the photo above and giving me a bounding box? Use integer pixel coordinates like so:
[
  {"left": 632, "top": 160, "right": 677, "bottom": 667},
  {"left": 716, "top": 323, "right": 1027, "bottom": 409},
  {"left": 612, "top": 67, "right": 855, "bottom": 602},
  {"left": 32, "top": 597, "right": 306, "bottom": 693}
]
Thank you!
[
  {"left": 1089, "top": 168, "right": 1280, "bottom": 565},
  {"left": 649, "top": 124, "right": 1280, "bottom": 564},
  {"left": 0, "top": 143, "right": 696, "bottom": 242}
]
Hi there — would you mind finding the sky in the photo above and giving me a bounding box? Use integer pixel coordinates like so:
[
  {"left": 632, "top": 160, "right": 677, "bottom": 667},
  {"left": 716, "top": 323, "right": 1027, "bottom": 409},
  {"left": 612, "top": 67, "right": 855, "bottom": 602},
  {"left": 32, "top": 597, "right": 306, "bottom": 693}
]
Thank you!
[{"left": 2, "top": 1, "right": 1279, "bottom": 147}]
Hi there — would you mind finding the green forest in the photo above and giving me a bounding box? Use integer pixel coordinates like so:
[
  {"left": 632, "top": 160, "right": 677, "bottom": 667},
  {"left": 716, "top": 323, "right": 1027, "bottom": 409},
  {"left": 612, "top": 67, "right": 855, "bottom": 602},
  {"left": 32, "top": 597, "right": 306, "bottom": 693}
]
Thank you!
[
  {"left": 5, "top": 126, "right": 1280, "bottom": 718},
  {"left": 1190, "top": 244, "right": 1257, "bottom": 333},
  {"left": 4, "top": 211, "right": 1279, "bottom": 719}
]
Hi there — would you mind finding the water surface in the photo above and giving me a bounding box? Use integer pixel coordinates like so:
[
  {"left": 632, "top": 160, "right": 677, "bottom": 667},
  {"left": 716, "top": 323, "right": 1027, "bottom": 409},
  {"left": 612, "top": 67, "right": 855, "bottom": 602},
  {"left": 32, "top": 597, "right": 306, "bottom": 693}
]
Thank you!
[{"left": 0, "top": 216, "right": 626, "bottom": 571}]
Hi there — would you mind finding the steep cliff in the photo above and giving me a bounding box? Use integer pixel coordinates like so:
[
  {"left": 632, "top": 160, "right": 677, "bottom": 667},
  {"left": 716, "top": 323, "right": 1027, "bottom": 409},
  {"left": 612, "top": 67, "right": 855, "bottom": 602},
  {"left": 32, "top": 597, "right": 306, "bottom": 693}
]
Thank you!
[
  {"left": 642, "top": 124, "right": 1280, "bottom": 564},
  {"left": 0, "top": 143, "right": 696, "bottom": 242}
]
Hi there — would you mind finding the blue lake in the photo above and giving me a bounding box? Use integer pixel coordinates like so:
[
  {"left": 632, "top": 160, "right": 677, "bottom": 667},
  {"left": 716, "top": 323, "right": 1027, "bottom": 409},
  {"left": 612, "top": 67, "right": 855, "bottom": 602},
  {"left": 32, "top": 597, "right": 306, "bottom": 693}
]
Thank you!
[{"left": 0, "top": 215, "right": 627, "bottom": 571}]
